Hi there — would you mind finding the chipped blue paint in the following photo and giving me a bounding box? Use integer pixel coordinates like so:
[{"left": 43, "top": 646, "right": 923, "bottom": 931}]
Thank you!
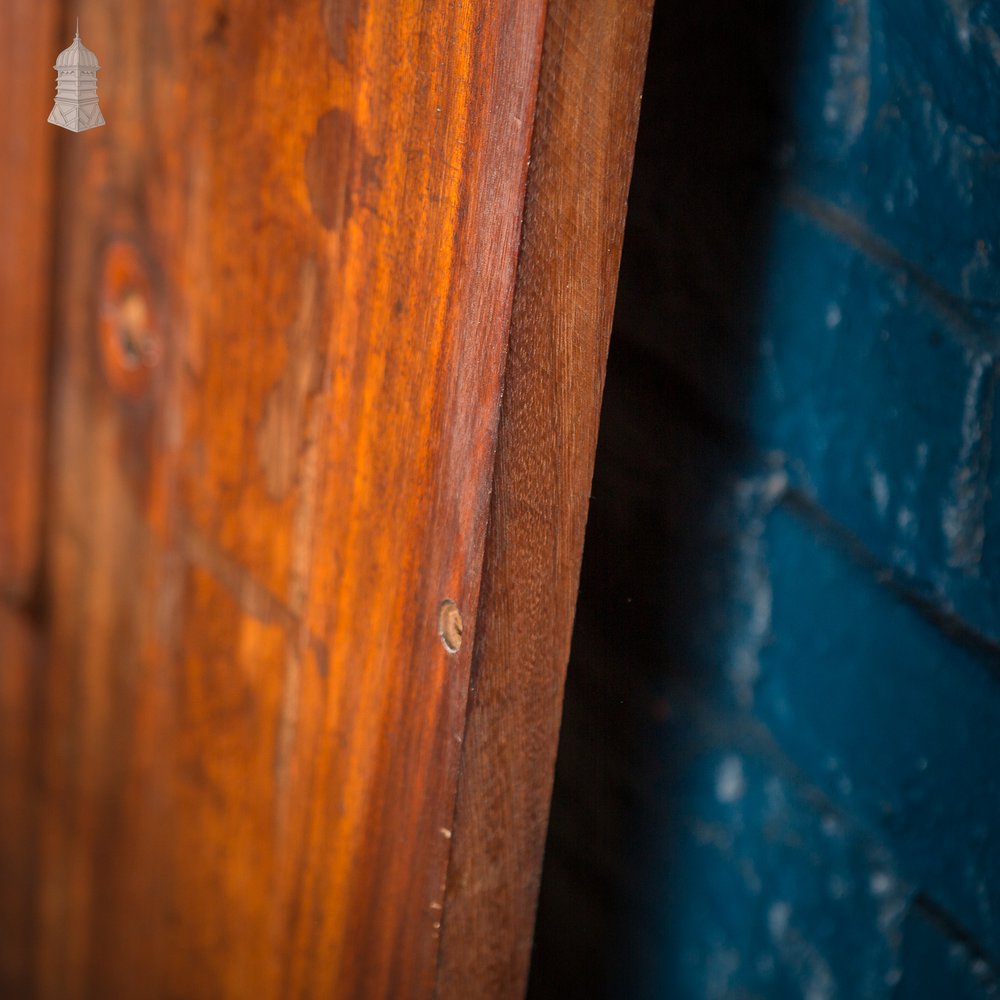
[
  {"left": 757, "top": 501, "right": 1000, "bottom": 953},
  {"left": 639, "top": 0, "right": 1000, "bottom": 996},
  {"left": 644, "top": 739, "right": 911, "bottom": 998}
]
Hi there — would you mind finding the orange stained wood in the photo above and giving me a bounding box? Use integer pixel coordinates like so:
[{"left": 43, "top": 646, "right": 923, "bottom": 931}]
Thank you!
[
  {"left": 0, "top": 0, "right": 58, "bottom": 600},
  {"left": 26, "top": 1, "right": 546, "bottom": 997},
  {"left": 0, "top": 3, "right": 59, "bottom": 995}
]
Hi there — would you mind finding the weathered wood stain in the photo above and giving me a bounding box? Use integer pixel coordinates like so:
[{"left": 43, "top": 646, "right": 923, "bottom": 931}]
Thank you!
[
  {"left": 0, "top": 0, "right": 650, "bottom": 995},
  {"left": 9, "top": 1, "right": 547, "bottom": 997}
]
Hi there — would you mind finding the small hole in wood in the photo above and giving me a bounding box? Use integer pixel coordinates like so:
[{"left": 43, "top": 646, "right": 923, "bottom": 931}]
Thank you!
[
  {"left": 98, "top": 240, "right": 162, "bottom": 398},
  {"left": 116, "top": 291, "right": 155, "bottom": 367},
  {"left": 438, "top": 600, "right": 463, "bottom": 654}
]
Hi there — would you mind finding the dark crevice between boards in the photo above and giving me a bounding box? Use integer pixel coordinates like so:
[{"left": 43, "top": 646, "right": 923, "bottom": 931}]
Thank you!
[{"left": 527, "top": 1, "right": 805, "bottom": 995}]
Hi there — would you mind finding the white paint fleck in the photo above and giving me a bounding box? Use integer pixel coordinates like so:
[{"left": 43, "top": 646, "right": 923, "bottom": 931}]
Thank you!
[
  {"left": 824, "top": 0, "right": 870, "bottom": 149},
  {"left": 762, "top": 468, "right": 789, "bottom": 503},
  {"left": 706, "top": 946, "right": 741, "bottom": 1000},
  {"left": 877, "top": 883, "right": 908, "bottom": 941},
  {"left": 949, "top": 0, "right": 973, "bottom": 51},
  {"left": 897, "top": 507, "right": 916, "bottom": 534},
  {"left": 870, "top": 871, "right": 893, "bottom": 897},
  {"left": 768, "top": 901, "right": 836, "bottom": 1000},
  {"left": 716, "top": 756, "right": 746, "bottom": 804},
  {"left": 870, "top": 466, "right": 890, "bottom": 517},
  {"left": 806, "top": 977, "right": 835, "bottom": 1000},
  {"left": 768, "top": 901, "right": 791, "bottom": 941},
  {"left": 821, "top": 814, "right": 842, "bottom": 838},
  {"left": 825, "top": 302, "right": 842, "bottom": 329},
  {"left": 943, "top": 354, "right": 994, "bottom": 572},
  {"left": 727, "top": 470, "right": 786, "bottom": 707}
]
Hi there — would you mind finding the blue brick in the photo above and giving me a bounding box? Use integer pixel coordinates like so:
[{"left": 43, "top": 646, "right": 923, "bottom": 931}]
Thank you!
[
  {"left": 640, "top": 733, "right": 909, "bottom": 999},
  {"left": 786, "top": 0, "right": 1000, "bottom": 306},
  {"left": 534, "top": 0, "right": 1000, "bottom": 992},
  {"left": 751, "top": 204, "right": 1000, "bottom": 639},
  {"left": 751, "top": 501, "right": 1000, "bottom": 956}
]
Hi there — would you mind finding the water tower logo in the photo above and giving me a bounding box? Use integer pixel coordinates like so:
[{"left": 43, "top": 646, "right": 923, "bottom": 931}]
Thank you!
[{"left": 48, "top": 20, "right": 105, "bottom": 133}]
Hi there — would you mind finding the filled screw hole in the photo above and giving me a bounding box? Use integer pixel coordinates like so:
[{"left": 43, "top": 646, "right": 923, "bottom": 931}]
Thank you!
[{"left": 438, "top": 600, "right": 463, "bottom": 654}]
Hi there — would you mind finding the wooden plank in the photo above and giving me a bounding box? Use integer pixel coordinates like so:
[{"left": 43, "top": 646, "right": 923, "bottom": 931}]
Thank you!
[
  {"left": 435, "top": 2, "right": 654, "bottom": 996},
  {"left": 28, "top": 1, "right": 546, "bottom": 997},
  {"left": 0, "top": 608, "right": 43, "bottom": 995},
  {"left": 0, "top": 4, "right": 59, "bottom": 995},
  {"left": 0, "top": 0, "right": 59, "bottom": 598}
]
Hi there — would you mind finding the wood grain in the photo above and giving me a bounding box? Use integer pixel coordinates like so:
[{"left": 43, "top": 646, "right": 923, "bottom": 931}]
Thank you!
[
  {"left": 0, "top": 607, "right": 43, "bottom": 994},
  {"left": 23, "top": 2, "right": 546, "bottom": 997},
  {"left": 0, "top": 3, "right": 59, "bottom": 993},
  {"left": 0, "top": 0, "right": 59, "bottom": 600},
  {"left": 436, "top": 2, "right": 654, "bottom": 996}
]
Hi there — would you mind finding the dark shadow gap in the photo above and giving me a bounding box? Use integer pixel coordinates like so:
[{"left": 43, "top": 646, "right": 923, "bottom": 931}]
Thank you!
[{"left": 527, "top": 2, "right": 803, "bottom": 995}]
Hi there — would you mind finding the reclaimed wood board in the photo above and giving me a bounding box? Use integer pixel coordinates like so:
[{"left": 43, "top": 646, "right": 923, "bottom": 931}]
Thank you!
[
  {"left": 0, "top": 2, "right": 60, "bottom": 992},
  {"left": 0, "top": 0, "right": 650, "bottom": 996},
  {"left": 437, "top": 1, "right": 654, "bottom": 996},
  {"left": 29, "top": 2, "right": 543, "bottom": 997},
  {"left": 0, "top": 0, "right": 58, "bottom": 603}
]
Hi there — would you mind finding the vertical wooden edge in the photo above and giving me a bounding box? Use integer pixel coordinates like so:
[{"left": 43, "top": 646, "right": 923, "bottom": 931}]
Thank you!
[
  {"left": 0, "top": 606, "right": 42, "bottom": 994},
  {"left": 0, "top": 0, "right": 61, "bottom": 603},
  {"left": 435, "top": 1, "right": 654, "bottom": 997},
  {"left": 0, "top": 3, "right": 60, "bottom": 992}
]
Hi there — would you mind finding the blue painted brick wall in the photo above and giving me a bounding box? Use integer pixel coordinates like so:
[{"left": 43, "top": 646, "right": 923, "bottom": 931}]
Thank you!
[{"left": 530, "top": 1, "right": 1000, "bottom": 997}]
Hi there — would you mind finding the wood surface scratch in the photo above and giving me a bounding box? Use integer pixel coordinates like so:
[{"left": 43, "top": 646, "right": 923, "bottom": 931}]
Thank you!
[{"left": 256, "top": 255, "right": 325, "bottom": 500}]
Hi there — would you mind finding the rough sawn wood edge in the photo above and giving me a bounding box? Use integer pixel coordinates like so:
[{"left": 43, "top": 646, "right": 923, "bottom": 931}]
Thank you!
[{"left": 435, "top": 1, "right": 655, "bottom": 997}]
